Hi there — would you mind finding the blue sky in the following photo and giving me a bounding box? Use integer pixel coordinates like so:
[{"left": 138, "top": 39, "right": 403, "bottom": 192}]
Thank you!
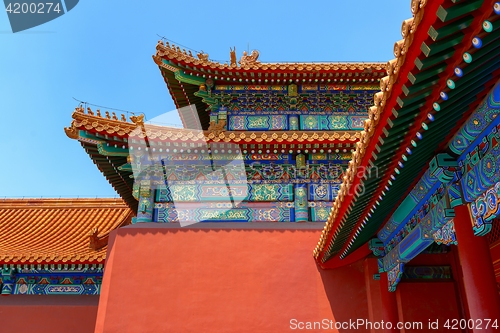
[{"left": 0, "top": 1, "right": 410, "bottom": 198}]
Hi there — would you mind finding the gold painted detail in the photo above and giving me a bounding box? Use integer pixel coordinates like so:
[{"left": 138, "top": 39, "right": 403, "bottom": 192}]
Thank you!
[{"left": 208, "top": 119, "right": 227, "bottom": 136}]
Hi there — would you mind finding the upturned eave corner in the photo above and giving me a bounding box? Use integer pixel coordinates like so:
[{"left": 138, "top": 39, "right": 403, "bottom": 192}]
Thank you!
[{"left": 64, "top": 121, "right": 79, "bottom": 140}]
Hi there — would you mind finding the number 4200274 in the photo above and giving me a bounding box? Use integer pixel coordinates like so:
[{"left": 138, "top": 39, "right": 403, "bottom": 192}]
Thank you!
[
  {"left": 444, "top": 319, "right": 499, "bottom": 330},
  {"left": 5, "top": 2, "right": 62, "bottom": 14}
]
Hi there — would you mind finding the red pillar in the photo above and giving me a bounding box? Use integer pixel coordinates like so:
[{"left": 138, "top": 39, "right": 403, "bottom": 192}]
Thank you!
[
  {"left": 365, "top": 258, "right": 384, "bottom": 332},
  {"left": 379, "top": 272, "right": 400, "bottom": 333},
  {"left": 454, "top": 204, "right": 500, "bottom": 331}
]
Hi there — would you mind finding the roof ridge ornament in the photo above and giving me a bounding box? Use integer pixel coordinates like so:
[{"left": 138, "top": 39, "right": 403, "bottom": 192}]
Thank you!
[
  {"left": 197, "top": 50, "right": 209, "bottom": 62},
  {"left": 230, "top": 47, "right": 237, "bottom": 67},
  {"left": 64, "top": 122, "right": 79, "bottom": 140},
  {"left": 208, "top": 119, "right": 227, "bottom": 136},
  {"left": 239, "top": 50, "right": 260, "bottom": 66},
  {"left": 155, "top": 40, "right": 385, "bottom": 72},
  {"left": 130, "top": 114, "right": 145, "bottom": 126}
]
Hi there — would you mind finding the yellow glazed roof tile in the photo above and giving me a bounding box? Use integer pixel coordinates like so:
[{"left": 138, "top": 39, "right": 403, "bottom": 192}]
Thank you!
[
  {"left": 0, "top": 198, "right": 132, "bottom": 264},
  {"left": 154, "top": 41, "right": 386, "bottom": 73}
]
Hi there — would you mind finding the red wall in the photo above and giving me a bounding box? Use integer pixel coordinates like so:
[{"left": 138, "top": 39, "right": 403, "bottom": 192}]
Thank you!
[
  {"left": 396, "top": 281, "right": 461, "bottom": 333},
  {"left": 0, "top": 295, "right": 98, "bottom": 333},
  {"left": 95, "top": 223, "right": 369, "bottom": 333},
  {"left": 0, "top": 228, "right": 490, "bottom": 332}
]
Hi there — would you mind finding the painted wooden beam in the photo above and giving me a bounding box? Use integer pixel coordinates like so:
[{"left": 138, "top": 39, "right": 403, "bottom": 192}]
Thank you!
[{"left": 437, "top": 0, "right": 483, "bottom": 23}]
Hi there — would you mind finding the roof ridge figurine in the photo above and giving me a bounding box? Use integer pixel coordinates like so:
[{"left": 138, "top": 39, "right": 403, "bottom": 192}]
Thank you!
[{"left": 239, "top": 50, "right": 260, "bottom": 66}]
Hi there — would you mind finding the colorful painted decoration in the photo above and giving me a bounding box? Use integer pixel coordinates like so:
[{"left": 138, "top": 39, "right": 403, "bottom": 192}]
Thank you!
[
  {"left": 300, "top": 115, "right": 366, "bottom": 130},
  {"left": 129, "top": 85, "right": 375, "bottom": 224},
  {"left": 483, "top": 20, "right": 493, "bottom": 33},
  {"left": 228, "top": 115, "right": 288, "bottom": 130},
  {"left": 294, "top": 185, "right": 308, "bottom": 222},
  {"left": 378, "top": 153, "right": 458, "bottom": 244},
  {"left": 450, "top": 84, "right": 500, "bottom": 155},
  {"left": 387, "top": 263, "right": 404, "bottom": 292},
  {"left": 296, "top": 154, "right": 306, "bottom": 170},
  {"left": 460, "top": 132, "right": 500, "bottom": 203},
  {"left": 377, "top": 86, "right": 500, "bottom": 278},
  {"left": 212, "top": 86, "right": 377, "bottom": 115},
  {"left": 289, "top": 115, "right": 299, "bottom": 130},
  {"left": 309, "top": 201, "right": 333, "bottom": 222},
  {"left": 472, "top": 36, "right": 482, "bottom": 48},
  {"left": 308, "top": 184, "right": 339, "bottom": 201},
  {"left": 381, "top": 193, "right": 454, "bottom": 272},
  {"left": 227, "top": 114, "right": 367, "bottom": 131},
  {"left": 1, "top": 267, "right": 102, "bottom": 295},
  {"left": 462, "top": 53, "right": 472, "bottom": 64},
  {"left": 136, "top": 186, "right": 154, "bottom": 223},
  {"left": 470, "top": 181, "right": 500, "bottom": 236},
  {"left": 368, "top": 238, "right": 385, "bottom": 257},
  {"left": 155, "top": 202, "right": 294, "bottom": 222},
  {"left": 433, "top": 220, "right": 458, "bottom": 245}
]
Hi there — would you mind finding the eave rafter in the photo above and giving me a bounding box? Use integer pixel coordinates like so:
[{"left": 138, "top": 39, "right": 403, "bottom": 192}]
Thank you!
[{"left": 314, "top": 0, "right": 500, "bottom": 267}]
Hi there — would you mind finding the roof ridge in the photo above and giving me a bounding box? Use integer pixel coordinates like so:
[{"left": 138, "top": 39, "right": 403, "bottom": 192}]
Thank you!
[{"left": 155, "top": 41, "right": 387, "bottom": 71}]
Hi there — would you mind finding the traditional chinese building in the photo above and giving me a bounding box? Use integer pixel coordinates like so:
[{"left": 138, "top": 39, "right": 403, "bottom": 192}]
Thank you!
[
  {"left": 60, "top": 43, "right": 385, "bottom": 332},
  {"left": 0, "top": 198, "right": 131, "bottom": 333},
  {"left": 314, "top": 0, "right": 500, "bottom": 331},
  {"left": 60, "top": 38, "right": 385, "bottom": 226},
  {"left": 2, "top": 0, "right": 500, "bottom": 332}
]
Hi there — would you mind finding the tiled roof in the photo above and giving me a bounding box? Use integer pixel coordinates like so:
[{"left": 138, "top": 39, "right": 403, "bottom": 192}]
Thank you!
[
  {"left": 153, "top": 41, "right": 387, "bottom": 130},
  {"left": 154, "top": 41, "right": 386, "bottom": 73},
  {"left": 0, "top": 198, "right": 132, "bottom": 264},
  {"left": 65, "top": 106, "right": 361, "bottom": 144}
]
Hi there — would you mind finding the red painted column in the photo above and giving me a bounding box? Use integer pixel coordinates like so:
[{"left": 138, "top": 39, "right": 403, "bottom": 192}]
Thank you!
[
  {"left": 379, "top": 272, "right": 400, "bottom": 333},
  {"left": 365, "top": 258, "right": 384, "bottom": 333},
  {"left": 454, "top": 204, "right": 500, "bottom": 331}
]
